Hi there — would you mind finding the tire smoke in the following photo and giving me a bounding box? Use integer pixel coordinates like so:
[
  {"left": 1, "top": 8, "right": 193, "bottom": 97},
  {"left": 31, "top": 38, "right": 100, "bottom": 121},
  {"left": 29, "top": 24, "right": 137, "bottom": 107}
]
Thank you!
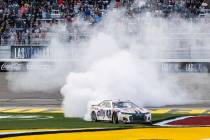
[{"left": 61, "top": 11, "right": 195, "bottom": 117}]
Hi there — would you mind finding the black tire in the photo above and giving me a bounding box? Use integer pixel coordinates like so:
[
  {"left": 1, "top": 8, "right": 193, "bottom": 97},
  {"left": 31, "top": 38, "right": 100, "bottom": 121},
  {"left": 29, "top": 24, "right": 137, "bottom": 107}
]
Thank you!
[
  {"left": 112, "top": 113, "right": 119, "bottom": 124},
  {"left": 91, "top": 112, "right": 97, "bottom": 122}
]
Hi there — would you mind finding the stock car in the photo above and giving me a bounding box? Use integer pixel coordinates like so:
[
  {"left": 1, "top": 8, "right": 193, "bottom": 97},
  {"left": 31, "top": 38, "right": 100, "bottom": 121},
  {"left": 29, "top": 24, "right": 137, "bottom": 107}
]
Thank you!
[{"left": 90, "top": 100, "right": 151, "bottom": 124}]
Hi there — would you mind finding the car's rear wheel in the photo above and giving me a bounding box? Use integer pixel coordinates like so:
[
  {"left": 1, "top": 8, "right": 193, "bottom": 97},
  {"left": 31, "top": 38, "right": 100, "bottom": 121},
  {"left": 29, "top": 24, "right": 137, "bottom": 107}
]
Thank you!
[
  {"left": 91, "top": 112, "right": 97, "bottom": 122},
  {"left": 112, "top": 113, "right": 118, "bottom": 124}
]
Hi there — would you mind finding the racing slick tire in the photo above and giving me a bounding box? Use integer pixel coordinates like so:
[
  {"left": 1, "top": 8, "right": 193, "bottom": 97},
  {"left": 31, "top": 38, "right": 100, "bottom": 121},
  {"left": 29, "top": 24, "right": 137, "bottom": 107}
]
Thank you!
[
  {"left": 91, "top": 112, "right": 97, "bottom": 122},
  {"left": 112, "top": 113, "right": 119, "bottom": 124}
]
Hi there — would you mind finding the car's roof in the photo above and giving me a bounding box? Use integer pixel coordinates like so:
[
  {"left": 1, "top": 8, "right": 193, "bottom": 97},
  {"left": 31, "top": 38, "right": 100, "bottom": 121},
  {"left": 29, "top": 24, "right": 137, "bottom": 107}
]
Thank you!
[{"left": 102, "top": 100, "right": 131, "bottom": 102}]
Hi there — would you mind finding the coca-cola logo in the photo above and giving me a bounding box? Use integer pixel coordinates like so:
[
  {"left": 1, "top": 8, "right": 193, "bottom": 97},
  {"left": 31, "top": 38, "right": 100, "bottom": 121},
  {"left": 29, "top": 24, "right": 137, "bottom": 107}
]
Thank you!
[
  {"left": 0, "top": 62, "right": 53, "bottom": 72},
  {"left": 1, "top": 63, "right": 23, "bottom": 71}
]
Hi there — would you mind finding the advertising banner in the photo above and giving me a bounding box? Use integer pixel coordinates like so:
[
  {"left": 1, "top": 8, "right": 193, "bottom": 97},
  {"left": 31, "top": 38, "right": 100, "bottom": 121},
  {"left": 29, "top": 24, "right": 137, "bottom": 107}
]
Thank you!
[
  {"left": 0, "top": 61, "right": 53, "bottom": 72},
  {"left": 161, "top": 62, "right": 210, "bottom": 73},
  {"left": 11, "top": 46, "right": 50, "bottom": 59}
]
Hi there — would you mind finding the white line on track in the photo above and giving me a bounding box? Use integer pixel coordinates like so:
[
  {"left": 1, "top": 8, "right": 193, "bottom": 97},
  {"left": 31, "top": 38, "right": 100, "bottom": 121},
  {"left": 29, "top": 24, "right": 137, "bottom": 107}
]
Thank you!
[{"left": 154, "top": 116, "right": 193, "bottom": 126}]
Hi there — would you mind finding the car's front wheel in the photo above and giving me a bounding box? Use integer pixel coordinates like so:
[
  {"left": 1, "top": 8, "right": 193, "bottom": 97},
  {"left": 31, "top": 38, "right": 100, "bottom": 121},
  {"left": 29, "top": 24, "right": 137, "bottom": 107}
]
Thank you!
[
  {"left": 112, "top": 113, "right": 119, "bottom": 124},
  {"left": 91, "top": 112, "right": 97, "bottom": 122}
]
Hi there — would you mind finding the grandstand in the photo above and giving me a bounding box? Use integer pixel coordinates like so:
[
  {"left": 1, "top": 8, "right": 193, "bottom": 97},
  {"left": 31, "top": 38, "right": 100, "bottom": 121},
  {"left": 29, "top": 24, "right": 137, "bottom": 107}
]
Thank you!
[{"left": 0, "top": 0, "right": 209, "bottom": 47}]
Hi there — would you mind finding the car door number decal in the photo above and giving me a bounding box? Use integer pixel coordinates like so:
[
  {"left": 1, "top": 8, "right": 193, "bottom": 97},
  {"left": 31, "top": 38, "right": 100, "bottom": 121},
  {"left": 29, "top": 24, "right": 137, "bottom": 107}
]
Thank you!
[{"left": 106, "top": 110, "right": 112, "bottom": 118}]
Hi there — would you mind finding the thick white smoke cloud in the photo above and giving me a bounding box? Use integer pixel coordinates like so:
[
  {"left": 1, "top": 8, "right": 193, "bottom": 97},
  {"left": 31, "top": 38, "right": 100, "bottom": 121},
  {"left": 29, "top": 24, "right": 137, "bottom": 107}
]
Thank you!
[
  {"left": 61, "top": 11, "right": 194, "bottom": 118},
  {"left": 61, "top": 47, "right": 187, "bottom": 117}
]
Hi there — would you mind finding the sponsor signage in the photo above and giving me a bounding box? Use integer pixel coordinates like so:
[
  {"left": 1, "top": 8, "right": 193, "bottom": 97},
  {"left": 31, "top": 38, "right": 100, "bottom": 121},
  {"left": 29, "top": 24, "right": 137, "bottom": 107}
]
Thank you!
[
  {"left": 0, "top": 62, "right": 26, "bottom": 72},
  {"left": 161, "top": 62, "right": 210, "bottom": 73},
  {"left": 11, "top": 46, "right": 50, "bottom": 59},
  {"left": 0, "top": 60, "right": 210, "bottom": 72},
  {"left": 0, "top": 61, "right": 53, "bottom": 72}
]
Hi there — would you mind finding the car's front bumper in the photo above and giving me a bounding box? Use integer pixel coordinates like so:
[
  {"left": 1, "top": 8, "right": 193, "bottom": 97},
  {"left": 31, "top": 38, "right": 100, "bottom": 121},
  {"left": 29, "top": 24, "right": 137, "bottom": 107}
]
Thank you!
[{"left": 119, "top": 113, "right": 152, "bottom": 123}]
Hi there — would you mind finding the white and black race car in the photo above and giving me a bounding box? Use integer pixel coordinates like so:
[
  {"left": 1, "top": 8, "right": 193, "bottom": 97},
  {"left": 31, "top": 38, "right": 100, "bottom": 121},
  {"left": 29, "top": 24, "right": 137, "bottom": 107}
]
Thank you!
[{"left": 90, "top": 100, "right": 151, "bottom": 123}]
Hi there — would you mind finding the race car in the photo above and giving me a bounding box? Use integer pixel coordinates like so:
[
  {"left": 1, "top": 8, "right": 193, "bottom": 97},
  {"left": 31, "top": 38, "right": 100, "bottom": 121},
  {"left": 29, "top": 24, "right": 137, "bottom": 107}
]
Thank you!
[{"left": 90, "top": 100, "right": 151, "bottom": 123}]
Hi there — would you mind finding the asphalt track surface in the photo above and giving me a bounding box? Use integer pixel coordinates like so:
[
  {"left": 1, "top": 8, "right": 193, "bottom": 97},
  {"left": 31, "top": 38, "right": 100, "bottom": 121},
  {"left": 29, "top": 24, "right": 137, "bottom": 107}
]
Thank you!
[
  {"left": 0, "top": 73, "right": 62, "bottom": 107},
  {"left": 0, "top": 73, "right": 61, "bottom": 99},
  {"left": 1, "top": 72, "right": 210, "bottom": 107}
]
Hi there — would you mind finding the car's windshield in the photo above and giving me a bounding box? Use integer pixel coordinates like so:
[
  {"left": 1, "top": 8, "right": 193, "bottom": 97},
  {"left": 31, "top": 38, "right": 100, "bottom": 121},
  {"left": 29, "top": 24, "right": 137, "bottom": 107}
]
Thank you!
[{"left": 113, "top": 102, "right": 138, "bottom": 108}]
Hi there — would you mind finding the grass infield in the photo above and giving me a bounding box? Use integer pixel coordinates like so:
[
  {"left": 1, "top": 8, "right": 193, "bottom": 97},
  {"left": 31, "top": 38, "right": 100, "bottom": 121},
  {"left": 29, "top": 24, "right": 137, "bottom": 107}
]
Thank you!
[{"left": 0, "top": 113, "right": 189, "bottom": 130}]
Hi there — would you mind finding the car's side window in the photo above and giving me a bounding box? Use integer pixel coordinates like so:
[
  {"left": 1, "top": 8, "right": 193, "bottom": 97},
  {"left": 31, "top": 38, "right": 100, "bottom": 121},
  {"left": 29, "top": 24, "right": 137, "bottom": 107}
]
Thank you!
[
  {"left": 104, "top": 101, "right": 111, "bottom": 108},
  {"left": 99, "top": 102, "right": 105, "bottom": 107},
  {"left": 99, "top": 101, "right": 111, "bottom": 108}
]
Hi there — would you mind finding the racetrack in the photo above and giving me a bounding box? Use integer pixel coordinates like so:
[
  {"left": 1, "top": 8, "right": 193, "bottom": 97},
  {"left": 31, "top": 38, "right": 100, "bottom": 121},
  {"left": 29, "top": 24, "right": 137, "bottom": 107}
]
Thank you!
[
  {"left": 0, "top": 107, "right": 209, "bottom": 139},
  {"left": 1, "top": 72, "right": 210, "bottom": 107},
  {"left": 1, "top": 74, "right": 209, "bottom": 139},
  {"left": 1, "top": 127, "right": 210, "bottom": 140},
  {"left": 0, "top": 73, "right": 62, "bottom": 99},
  {"left": 0, "top": 73, "right": 62, "bottom": 107}
]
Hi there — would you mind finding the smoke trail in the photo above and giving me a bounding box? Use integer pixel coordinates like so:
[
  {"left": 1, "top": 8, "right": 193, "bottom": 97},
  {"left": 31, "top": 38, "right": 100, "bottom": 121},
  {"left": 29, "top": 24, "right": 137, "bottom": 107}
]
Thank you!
[{"left": 61, "top": 11, "right": 195, "bottom": 118}]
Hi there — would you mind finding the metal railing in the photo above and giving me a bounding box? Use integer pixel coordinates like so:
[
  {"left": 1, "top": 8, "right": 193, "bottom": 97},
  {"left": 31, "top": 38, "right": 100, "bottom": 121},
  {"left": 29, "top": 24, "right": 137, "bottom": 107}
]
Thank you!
[{"left": 0, "top": 32, "right": 89, "bottom": 46}]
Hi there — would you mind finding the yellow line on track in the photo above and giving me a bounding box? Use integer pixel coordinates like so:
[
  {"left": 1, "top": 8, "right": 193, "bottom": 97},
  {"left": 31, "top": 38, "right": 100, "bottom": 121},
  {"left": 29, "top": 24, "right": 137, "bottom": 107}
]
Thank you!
[
  {"left": 0, "top": 108, "right": 62, "bottom": 113},
  {"left": 0, "top": 108, "right": 209, "bottom": 114},
  {"left": 0, "top": 108, "right": 10, "bottom": 112},
  {"left": 47, "top": 110, "right": 63, "bottom": 113},
  {"left": 189, "top": 109, "right": 208, "bottom": 114},
  {"left": 1, "top": 127, "right": 210, "bottom": 140},
  {"left": 1, "top": 108, "right": 28, "bottom": 113},
  {"left": 150, "top": 109, "right": 171, "bottom": 114},
  {"left": 172, "top": 109, "right": 204, "bottom": 114},
  {"left": 23, "top": 108, "right": 48, "bottom": 113}
]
